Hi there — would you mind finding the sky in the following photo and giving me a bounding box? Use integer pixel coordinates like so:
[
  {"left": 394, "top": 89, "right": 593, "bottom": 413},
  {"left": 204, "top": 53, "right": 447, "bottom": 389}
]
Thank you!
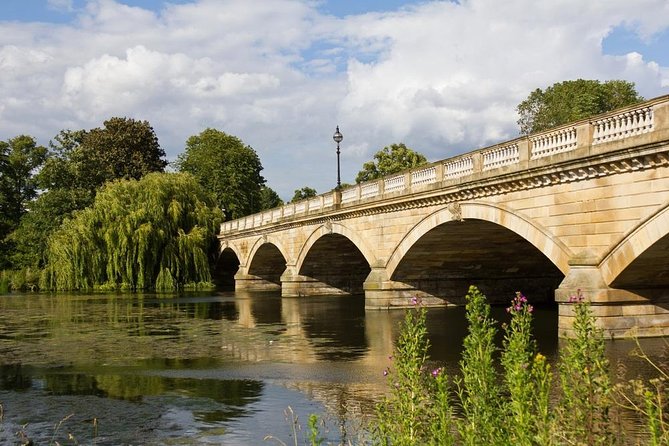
[{"left": 1, "top": 0, "right": 668, "bottom": 200}]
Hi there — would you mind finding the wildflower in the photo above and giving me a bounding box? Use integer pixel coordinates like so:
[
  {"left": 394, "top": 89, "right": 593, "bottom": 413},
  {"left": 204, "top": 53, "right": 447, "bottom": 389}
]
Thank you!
[
  {"left": 411, "top": 296, "right": 422, "bottom": 306},
  {"left": 569, "top": 289, "right": 584, "bottom": 303},
  {"left": 431, "top": 367, "right": 442, "bottom": 378},
  {"left": 383, "top": 368, "right": 389, "bottom": 377},
  {"left": 508, "top": 291, "right": 532, "bottom": 313}
]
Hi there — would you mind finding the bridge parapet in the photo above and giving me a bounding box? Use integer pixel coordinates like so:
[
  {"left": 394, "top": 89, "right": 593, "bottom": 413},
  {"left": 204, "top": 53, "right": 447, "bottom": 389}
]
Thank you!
[{"left": 220, "top": 95, "right": 669, "bottom": 235}]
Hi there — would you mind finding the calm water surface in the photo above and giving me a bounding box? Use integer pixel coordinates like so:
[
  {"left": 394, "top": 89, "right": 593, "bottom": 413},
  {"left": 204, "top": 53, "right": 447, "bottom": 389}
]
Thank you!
[{"left": 0, "top": 291, "right": 666, "bottom": 445}]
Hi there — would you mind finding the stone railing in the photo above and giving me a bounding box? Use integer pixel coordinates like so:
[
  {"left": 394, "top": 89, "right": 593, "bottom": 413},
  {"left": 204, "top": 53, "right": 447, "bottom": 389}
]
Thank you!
[
  {"left": 444, "top": 155, "right": 474, "bottom": 179},
  {"left": 592, "top": 106, "right": 653, "bottom": 144},
  {"left": 220, "top": 95, "right": 669, "bottom": 234},
  {"left": 482, "top": 142, "right": 519, "bottom": 171},
  {"left": 384, "top": 174, "right": 405, "bottom": 193},
  {"left": 530, "top": 126, "right": 577, "bottom": 159}
]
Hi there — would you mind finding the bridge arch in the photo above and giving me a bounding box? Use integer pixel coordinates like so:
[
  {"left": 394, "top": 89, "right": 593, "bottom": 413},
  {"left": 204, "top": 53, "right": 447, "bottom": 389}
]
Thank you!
[
  {"left": 219, "top": 240, "right": 245, "bottom": 264},
  {"left": 291, "top": 222, "right": 377, "bottom": 296},
  {"left": 601, "top": 201, "right": 669, "bottom": 287},
  {"left": 214, "top": 242, "right": 244, "bottom": 289},
  {"left": 295, "top": 222, "right": 378, "bottom": 273},
  {"left": 247, "top": 235, "right": 291, "bottom": 268},
  {"left": 386, "top": 201, "right": 572, "bottom": 278}
]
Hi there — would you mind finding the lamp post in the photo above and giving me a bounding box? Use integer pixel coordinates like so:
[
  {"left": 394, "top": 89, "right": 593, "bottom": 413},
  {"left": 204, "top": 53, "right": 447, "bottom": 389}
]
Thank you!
[{"left": 333, "top": 125, "right": 343, "bottom": 189}]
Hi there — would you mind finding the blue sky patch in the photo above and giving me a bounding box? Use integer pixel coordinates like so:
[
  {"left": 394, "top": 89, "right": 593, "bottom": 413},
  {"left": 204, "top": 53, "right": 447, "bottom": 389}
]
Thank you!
[{"left": 603, "top": 25, "right": 669, "bottom": 66}]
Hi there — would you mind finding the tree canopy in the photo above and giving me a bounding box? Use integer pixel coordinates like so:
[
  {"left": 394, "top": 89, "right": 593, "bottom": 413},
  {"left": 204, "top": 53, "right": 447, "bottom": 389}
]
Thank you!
[
  {"left": 291, "top": 186, "right": 317, "bottom": 203},
  {"left": 175, "top": 128, "right": 265, "bottom": 220},
  {"left": 516, "top": 79, "right": 644, "bottom": 135},
  {"left": 356, "top": 143, "right": 427, "bottom": 183},
  {"left": 0, "top": 135, "right": 48, "bottom": 268},
  {"left": 259, "top": 186, "right": 284, "bottom": 210},
  {"left": 41, "top": 173, "right": 223, "bottom": 291},
  {"left": 39, "top": 118, "right": 167, "bottom": 193},
  {"left": 8, "top": 118, "right": 167, "bottom": 270}
]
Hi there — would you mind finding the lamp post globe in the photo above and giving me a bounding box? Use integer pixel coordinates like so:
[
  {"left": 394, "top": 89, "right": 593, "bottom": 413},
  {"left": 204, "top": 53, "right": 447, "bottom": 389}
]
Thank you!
[{"left": 333, "top": 126, "right": 343, "bottom": 189}]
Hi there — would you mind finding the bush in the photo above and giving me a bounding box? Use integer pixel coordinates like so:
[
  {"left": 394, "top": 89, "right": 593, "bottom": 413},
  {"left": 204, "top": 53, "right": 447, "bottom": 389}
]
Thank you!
[{"left": 371, "top": 286, "right": 625, "bottom": 446}]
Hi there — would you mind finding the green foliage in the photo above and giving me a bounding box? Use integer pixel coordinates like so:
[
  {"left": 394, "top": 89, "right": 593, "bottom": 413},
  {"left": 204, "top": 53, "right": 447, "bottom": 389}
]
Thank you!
[
  {"left": 517, "top": 79, "right": 643, "bottom": 134},
  {"left": 80, "top": 117, "right": 167, "bottom": 185},
  {"left": 37, "top": 129, "right": 91, "bottom": 192},
  {"left": 615, "top": 340, "right": 669, "bottom": 445},
  {"left": 501, "top": 292, "right": 553, "bottom": 445},
  {"left": 176, "top": 128, "right": 265, "bottom": 219},
  {"left": 555, "top": 292, "right": 615, "bottom": 445},
  {"left": 0, "top": 135, "right": 48, "bottom": 268},
  {"left": 9, "top": 120, "right": 167, "bottom": 270},
  {"left": 259, "top": 185, "right": 284, "bottom": 210},
  {"left": 8, "top": 188, "right": 92, "bottom": 268},
  {"left": 307, "top": 414, "right": 325, "bottom": 446},
  {"left": 355, "top": 143, "right": 427, "bottom": 184},
  {"left": 291, "top": 187, "right": 317, "bottom": 203},
  {"left": 455, "top": 285, "right": 503, "bottom": 445},
  {"left": 41, "top": 173, "right": 223, "bottom": 291},
  {"left": 0, "top": 268, "right": 41, "bottom": 292},
  {"left": 39, "top": 119, "right": 166, "bottom": 194},
  {"left": 370, "top": 286, "right": 621, "bottom": 446},
  {"left": 374, "top": 298, "right": 455, "bottom": 446}
]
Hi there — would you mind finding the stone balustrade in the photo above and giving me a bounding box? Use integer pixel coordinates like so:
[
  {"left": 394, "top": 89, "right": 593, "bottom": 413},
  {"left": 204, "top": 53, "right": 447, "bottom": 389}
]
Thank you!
[
  {"left": 384, "top": 174, "right": 405, "bottom": 193},
  {"left": 483, "top": 142, "right": 519, "bottom": 171},
  {"left": 530, "top": 126, "right": 577, "bottom": 159},
  {"left": 221, "top": 95, "right": 669, "bottom": 234},
  {"left": 444, "top": 155, "right": 474, "bottom": 179},
  {"left": 592, "top": 106, "right": 653, "bottom": 144}
]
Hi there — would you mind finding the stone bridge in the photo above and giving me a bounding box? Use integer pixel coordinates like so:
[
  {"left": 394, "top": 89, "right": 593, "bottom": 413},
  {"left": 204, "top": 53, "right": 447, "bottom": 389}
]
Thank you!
[{"left": 217, "top": 95, "right": 669, "bottom": 338}]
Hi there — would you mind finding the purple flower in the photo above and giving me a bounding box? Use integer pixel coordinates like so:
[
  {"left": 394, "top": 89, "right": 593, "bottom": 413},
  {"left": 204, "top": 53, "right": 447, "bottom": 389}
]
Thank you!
[
  {"left": 431, "top": 368, "right": 442, "bottom": 378},
  {"left": 569, "top": 290, "right": 585, "bottom": 303},
  {"left": 383, "top": 369, "right": 389, "bottom": 377}
]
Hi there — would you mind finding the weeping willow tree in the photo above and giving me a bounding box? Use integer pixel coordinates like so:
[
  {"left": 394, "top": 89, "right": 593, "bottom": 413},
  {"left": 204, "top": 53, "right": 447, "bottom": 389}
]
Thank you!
[{"left": 41, "top": 173, "right": 223, "bottom": 291}]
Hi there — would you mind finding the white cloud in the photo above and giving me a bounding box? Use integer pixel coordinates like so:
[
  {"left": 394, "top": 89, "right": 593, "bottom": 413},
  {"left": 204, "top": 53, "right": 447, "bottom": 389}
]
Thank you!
[
  {"left": 47, "top": 0, "right": 74, "bottom": 12},
  {"left": 0, "top": 0, "right": 667, "bottom": 199}
]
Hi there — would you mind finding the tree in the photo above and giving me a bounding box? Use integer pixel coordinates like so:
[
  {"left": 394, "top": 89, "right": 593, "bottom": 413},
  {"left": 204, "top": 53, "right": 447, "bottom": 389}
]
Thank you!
[
  {"left": 259, "top": 186, "right": 284, "bottom": 210},
  {"left": 516, "top": 79, "right": 644, "bottom": 135},
  {"left": 81, "top": 117, "right": 167, "bottom": 185},
  {"left": 355, "top": 143, "right": 427, "bottom": 183},
  {"left": 175, "top": 129, "right": 265, "bottom": 220},
  {"left": 8, "top": 188, "right": 91, "bottom": 268},
  {"left": 0, "top": 135, "right": 48, "bottom": 226},
  {"left": 0, "top": 135, "right": 48, "bottom": 268},
  {"left": 8, "top": 120, "right": 167, "bottom": 270},
  {"left": 41, "top": 173, "right": 223, "bottom": 291},
  {"left": 291, "top": 186, "right": 317, "bottom": 203}
]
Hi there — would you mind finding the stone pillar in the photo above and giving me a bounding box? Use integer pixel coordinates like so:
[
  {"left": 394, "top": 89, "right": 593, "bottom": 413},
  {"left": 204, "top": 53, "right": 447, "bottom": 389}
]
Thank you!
[
  {"left": 363, "top": 267, "right": 448, "bottom": 309},
  {"left": 653, "top": 100, "right": 669, "bottom": 130},
  {"left": 280, "top": 265, "right": 349, "bottom": 297},
  {"left": 555, "top": 252, "right": 669, "bottom": 338},
  {"left": 234, "top": 267, "right": 282, "bottom": 291}
]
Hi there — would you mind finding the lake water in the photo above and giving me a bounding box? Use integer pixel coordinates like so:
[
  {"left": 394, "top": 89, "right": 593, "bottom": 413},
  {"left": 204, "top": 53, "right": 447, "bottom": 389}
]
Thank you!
[{"left": 0, "top": 291, "right": 666, "bottom": 445}]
